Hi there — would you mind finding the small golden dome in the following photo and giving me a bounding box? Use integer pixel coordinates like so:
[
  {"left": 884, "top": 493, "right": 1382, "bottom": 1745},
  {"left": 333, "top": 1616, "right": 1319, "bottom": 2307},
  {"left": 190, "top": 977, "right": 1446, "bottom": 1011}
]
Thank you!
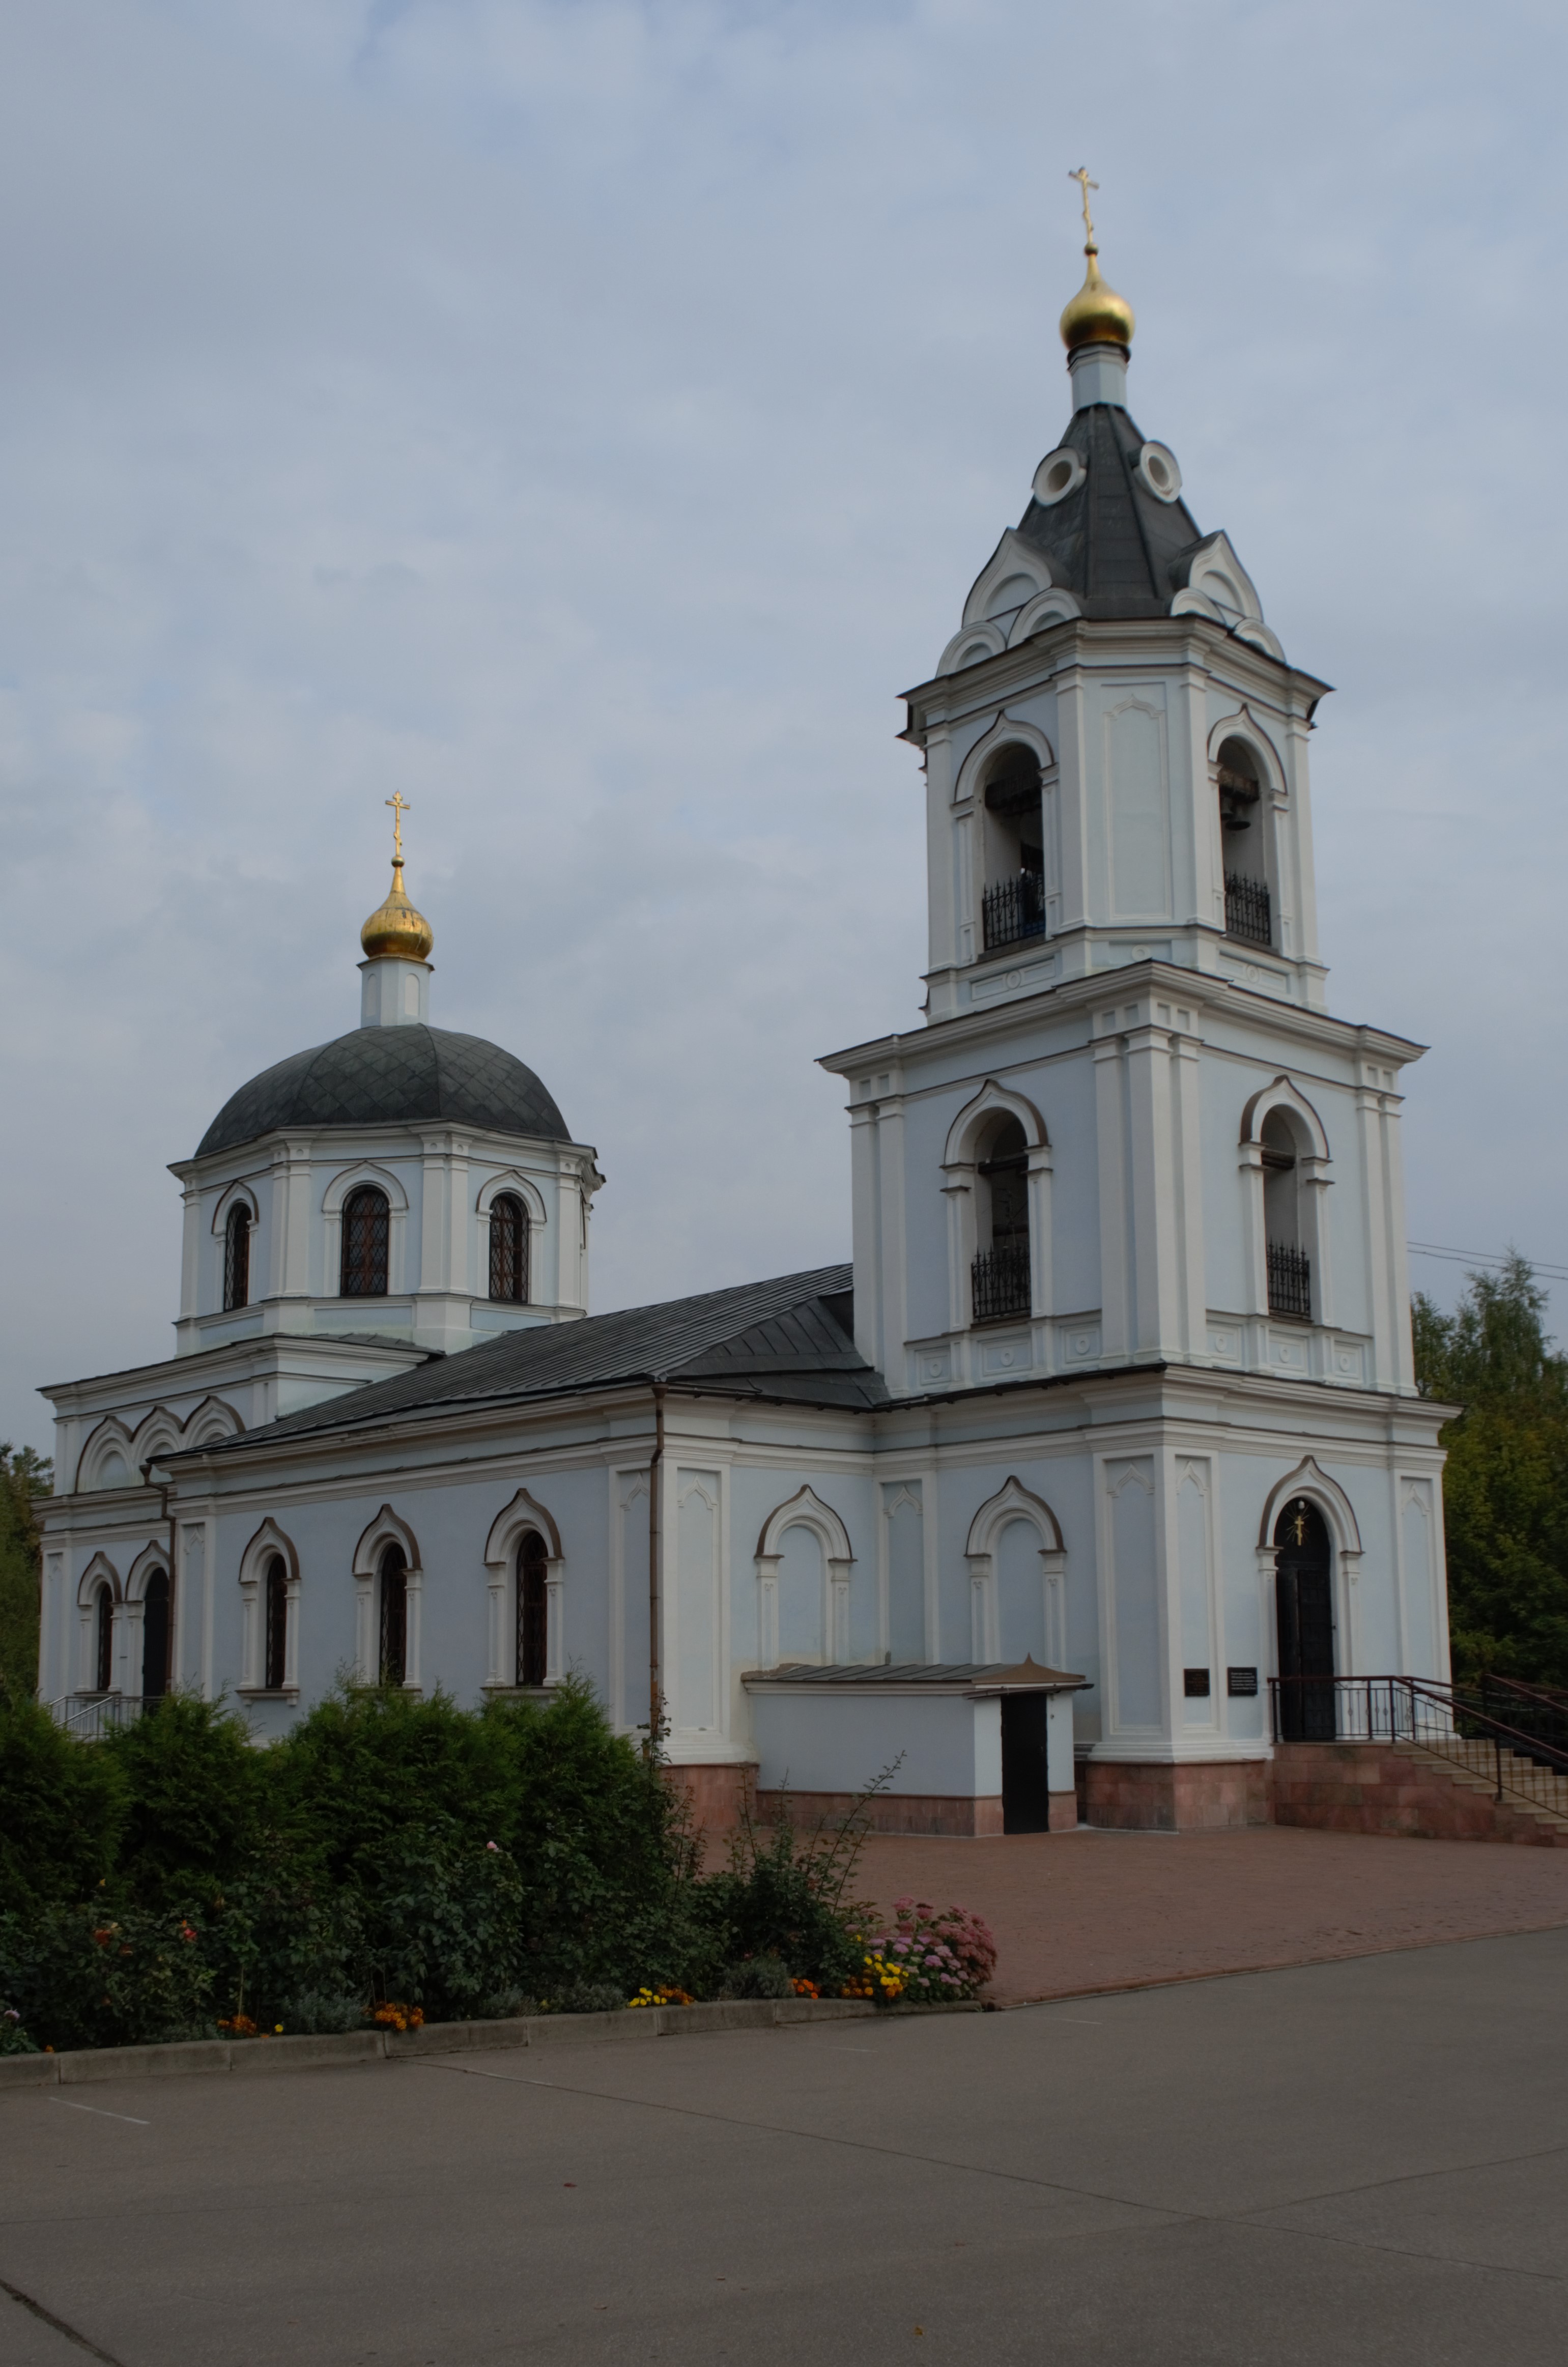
[
  {"left": 360, "top": 858, "right": 434, "bottom": 962},
  {"left": 1059, "top": 246, "right": 1135, "bottom": 354}
]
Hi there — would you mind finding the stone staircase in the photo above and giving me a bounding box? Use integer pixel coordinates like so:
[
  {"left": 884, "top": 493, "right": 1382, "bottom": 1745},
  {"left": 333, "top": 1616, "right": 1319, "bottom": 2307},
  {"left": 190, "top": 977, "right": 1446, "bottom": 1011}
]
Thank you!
[
  {"left": 1393, "top": 1732, "right": 1568, "bottom": 1835},
  {"left": 1270, "top": 1737, "right": 1568, "bottom": 1847}
]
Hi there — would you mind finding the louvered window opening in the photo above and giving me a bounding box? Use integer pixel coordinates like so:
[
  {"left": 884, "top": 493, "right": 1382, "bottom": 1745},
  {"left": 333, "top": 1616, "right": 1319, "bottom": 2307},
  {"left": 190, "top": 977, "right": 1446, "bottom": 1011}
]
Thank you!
[
  {"left": 972, "top": 1242, "right": 1032, "bottom": 1325},
  {"left": 223, "top": 1204, "right": 251, "bottom": 1312},
  {"left": 489, "top": 1193, "right": 528, "bottom": 1304},
  {"left": 983, "top": 870, "right": 1046, "bottom": 954},
  {"left": 341, "top": 1186, "right": 390, "bottom": 1298},
  {"left": 517, "top": 1532, "right": 549, "bottom": 1687},
  {"left": 1267, "top": 1241, "right": 1312, "bottom": 1322},
  {"left": 1224, "top": 873, "right": 1271, "bottom": 947},
  {"left": 264, "top": 1555, "right": 288, "bottom": 1691}
]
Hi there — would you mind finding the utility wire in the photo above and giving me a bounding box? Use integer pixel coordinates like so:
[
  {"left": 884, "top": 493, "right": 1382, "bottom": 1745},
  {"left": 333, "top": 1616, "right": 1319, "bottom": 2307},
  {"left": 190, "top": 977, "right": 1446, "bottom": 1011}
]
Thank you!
[{"left": 1408, "top": 1242, "right": 1568, "bottom": 1283}]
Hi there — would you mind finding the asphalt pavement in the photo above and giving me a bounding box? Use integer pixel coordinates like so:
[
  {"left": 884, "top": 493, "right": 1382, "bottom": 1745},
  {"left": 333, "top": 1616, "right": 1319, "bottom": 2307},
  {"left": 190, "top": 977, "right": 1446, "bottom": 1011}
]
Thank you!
[{"left": 2, "top": 1927, "right": 1565, "bottom": 2365}]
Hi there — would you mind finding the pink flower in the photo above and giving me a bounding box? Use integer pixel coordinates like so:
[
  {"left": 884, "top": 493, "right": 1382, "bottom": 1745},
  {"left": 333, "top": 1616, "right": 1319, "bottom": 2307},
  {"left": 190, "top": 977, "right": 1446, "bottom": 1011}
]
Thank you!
[{"left": 486, "top": 1841, "right": 500, "bottom": 1852}]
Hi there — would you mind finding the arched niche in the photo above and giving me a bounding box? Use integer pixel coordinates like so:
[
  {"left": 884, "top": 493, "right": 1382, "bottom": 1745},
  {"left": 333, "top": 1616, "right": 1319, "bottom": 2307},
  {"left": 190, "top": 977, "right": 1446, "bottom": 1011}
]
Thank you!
[{"left": 755, "top": 1486, "right": 854, "bottom": 1668}]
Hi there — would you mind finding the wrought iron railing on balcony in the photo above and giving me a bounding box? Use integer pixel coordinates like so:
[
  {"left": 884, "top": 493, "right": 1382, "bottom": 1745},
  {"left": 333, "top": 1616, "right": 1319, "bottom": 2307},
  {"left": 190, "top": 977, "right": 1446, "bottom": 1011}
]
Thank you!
[
  {"left": 972, "top": 1242, "right": 1032, "bottom": 1325},
  {"left": 1267, "top": 1240, "right": 1312, "bottom": 1320},
  {"left": 982, "top": 870, "right": 1046, "bottom": 954},
  {"left": 1224, "top": 872, "right": 1271, "bottom": 946}
]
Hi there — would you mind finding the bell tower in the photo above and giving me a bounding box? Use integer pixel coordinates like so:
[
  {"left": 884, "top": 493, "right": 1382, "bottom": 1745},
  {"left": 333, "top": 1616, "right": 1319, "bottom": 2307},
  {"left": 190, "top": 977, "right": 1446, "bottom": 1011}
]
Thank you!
[{"left": 823, "top": 189, "right": 1421, "bottom": 1408}]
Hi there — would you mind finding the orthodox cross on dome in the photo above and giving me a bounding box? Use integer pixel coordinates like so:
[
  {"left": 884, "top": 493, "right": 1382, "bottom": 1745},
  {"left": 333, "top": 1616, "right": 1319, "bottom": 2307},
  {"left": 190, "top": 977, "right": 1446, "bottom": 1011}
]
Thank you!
[
  {"left": 385, "top": 790, "right": 411, "bottom": 863},
  {"left": 1069, "top": 166, "right": 1098, "bottom": 249}
]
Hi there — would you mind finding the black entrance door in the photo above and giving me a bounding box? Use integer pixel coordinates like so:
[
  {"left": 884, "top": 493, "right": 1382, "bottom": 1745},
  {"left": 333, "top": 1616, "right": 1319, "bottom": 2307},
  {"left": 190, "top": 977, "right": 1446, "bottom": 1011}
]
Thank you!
[
  {"left": 1274, "top": 1500, "right": 1334, "bottom": 1739},
  {"left": 141, "top": 1569, "right": 171, "bottom": 1700},
  {"left": 1001, "top": 1694, "right": 1052, "bottom": 1833}
]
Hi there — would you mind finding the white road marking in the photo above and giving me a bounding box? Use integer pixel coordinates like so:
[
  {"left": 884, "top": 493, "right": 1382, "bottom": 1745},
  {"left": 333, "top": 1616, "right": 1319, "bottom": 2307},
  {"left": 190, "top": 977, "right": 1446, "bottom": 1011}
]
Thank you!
[{"left": 50, "top": 2099, "right": 150, "bottom": 2126}]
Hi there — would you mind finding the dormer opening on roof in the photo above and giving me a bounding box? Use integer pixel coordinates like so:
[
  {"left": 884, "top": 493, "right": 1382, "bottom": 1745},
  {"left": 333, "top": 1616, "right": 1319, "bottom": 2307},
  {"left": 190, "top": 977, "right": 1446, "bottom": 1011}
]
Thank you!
[
  {"left": 980, "top": 744, "right": 1046, "bottom": 956},
  {"left": 1215, "top": 735, "right": 1272, "bottom": 950}
]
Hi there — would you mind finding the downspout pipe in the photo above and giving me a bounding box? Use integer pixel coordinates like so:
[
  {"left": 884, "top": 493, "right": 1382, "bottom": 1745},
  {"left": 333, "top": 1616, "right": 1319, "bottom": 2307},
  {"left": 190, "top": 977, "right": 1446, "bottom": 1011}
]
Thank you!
[{"left": 647, "top": 1382, "right": 666, "bottom": 1753}]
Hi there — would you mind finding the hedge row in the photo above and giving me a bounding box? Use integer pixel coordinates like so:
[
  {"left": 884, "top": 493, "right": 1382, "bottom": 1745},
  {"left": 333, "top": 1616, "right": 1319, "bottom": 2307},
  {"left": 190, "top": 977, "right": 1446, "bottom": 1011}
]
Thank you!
[{"left": 0, "top": 1684, "right": 870, "bottom": 2052}]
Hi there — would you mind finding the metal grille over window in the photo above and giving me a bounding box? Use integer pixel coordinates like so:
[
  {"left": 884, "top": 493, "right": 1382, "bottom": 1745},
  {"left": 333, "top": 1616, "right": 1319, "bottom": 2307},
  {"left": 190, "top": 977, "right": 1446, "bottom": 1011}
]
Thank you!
[
  {"left": 341, "top": 1186, "right": 390, "bottom": 1298},
  {"left": 1267, "top": 1241, "right": 1312, "bottom": 1321},
  {"left": 223, "top": 1203, "right": 251, "bottom": 1312},
  {"left": 516, "top": 1531, "right": 548, "bottom": 1687},
  {"left": 1224, "top": 872, "right": 1271, "bottom": 945},
  {"left": 982, "top": 869, "right": 1046, "bottom": 953},
  {"left": 264, "top": 1555, "right": 288, "bottom": 1692},
  {"left": 379, "top": 1544, "right": 408, "bottom": 1686},
  {"left": 972, "top": 1242, "right": 1032, "bottom": 1324},
  {"left": 489, "top": 1193, "right": 528, "bottom": 1304}
]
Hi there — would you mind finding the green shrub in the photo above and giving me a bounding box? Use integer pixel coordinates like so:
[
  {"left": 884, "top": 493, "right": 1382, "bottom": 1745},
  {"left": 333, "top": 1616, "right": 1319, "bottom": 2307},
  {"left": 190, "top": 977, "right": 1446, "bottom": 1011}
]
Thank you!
[
  {"left": 717, "top": 1953, "right": 794, "bottom": 2001},
  {"left": 0, "top": 1698, "right": 125, "bottom": 1914},
  {"left": 551, "top": 1980, "right": 625, "bottom": 2014},
  {"left": 0, "top": 1903, "right": 215, "bottom": 2054},
  {"left": 0, "top": 1445, "right": 49, "bottom": 1706},
  {"left": 104, "top": 1694, "right": 261, "bottom": 1907}
]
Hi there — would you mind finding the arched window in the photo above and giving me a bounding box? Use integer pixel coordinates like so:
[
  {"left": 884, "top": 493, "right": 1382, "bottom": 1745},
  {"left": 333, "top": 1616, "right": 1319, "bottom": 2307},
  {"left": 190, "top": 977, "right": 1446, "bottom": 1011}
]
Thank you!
[
  {"left": 516, "top": 1530, "right": 548, "bottom": 1687},
  {"left": 980, "top": 745, "right": 1045, "bottom": 953},
  {"left": 263, "top": 1555, "right": 288, "bottom": 1691},
  {"left": 341, "top": 1186, "right": 390, "bottom": 1298},
  {"left": 1262, "top": 1110, "right": 1311, "bottom": 1320},
  {"left": 94, "top": 1585, "right": 114, "bottom": 1693},
  {"left": 489, "top": 1193, "right": 528, "bottom": 1305},
  {"left": 141, "top": 1569, "right": 170, "bottom": 1700},
  {"left": 1217, "top": 736, "right": 1271, "bottom": 946},
  {"left": 1274, "top": 1498, "right": 1334, "bottom": 1738},
  {"left": 972, "top": 1116, "right": 1031, "bottom": 1323},
  {"left": 378, "top": 1543, "right": 408, "bottom": 1686},
  {"left": 223, "top": 1204, "right": 252, "bottom": 1311}
]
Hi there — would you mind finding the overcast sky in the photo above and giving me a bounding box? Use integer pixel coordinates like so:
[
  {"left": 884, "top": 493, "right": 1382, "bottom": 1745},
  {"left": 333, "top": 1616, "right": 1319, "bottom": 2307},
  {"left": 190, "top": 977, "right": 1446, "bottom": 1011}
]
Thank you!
[{"left": 3, "top": 0, "right": 1565, "bottom": 1455}]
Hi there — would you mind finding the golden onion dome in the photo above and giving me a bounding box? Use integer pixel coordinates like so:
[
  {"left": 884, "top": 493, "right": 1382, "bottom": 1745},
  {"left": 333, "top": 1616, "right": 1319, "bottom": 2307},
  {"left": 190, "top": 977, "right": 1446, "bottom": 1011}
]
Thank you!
[
  {"left": 360, "top": 857, "right": 434, "bottom": 962},
  {"left": 1059, "top": 245, "right": 1135, "bottom": 354}
]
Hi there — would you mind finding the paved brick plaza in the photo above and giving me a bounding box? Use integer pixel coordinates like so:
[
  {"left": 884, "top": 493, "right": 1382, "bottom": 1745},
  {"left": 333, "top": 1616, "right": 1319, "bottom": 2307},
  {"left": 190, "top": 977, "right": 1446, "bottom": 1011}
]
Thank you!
[{"left": 856, "top": 1825, "right": 1568, "bottom": 2004}]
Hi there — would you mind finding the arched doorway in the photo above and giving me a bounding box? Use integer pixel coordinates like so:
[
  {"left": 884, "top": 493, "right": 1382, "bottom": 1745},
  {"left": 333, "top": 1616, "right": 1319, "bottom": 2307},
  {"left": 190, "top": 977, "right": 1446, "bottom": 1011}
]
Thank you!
[
  {"left": 141, "top": 1569, "right": 171, "bottom": 1699},
  {"left": 1274, "top": 1498, "right": 1334, "bottom": 1739}
]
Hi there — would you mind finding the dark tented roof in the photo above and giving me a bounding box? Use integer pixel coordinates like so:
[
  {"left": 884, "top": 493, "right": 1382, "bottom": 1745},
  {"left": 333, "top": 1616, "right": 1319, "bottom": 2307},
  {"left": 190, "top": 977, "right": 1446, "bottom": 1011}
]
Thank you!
[
  {"left": 1013, "top": 404, "right": 1205, "bottom": 620},
  {"left": 196, "top": 1025, "right": 571, "bottom": 1158},
  {"left": 173, "top": 1265, "right": 882, "bottom": 1460}
]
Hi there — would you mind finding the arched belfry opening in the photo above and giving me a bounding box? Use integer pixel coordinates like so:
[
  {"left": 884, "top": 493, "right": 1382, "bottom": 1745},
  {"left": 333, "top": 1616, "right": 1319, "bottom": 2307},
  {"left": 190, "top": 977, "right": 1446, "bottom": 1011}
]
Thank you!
[
  {"left": 980, "top": 745, "right": 1045, "bottom": 955},
  {"left": 1216, "top": 736, "right": 1271, "bottom": 948},
  {"left": 972, "top": 1115, "right": 1031, "bottom": 1323},
  {"left": 1274, "top": 1498, "right": 1334, "bottom": 1739},
  {"left": 1262, "top": 1109, "right": 1312, "bottom": 1321}
]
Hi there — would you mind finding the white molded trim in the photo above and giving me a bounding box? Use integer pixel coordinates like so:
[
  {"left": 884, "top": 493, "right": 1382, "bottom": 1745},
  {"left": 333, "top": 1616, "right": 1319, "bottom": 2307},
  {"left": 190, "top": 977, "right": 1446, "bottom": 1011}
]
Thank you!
[
  {"left": 124, "top": 1541, "right": 170, "bottom": 1603},
  {"left": 1208, "top": 705, "right": 1287, "bottom": 789},
  {"left": 1257, "top": 1457, "right": 1364, "bottom": 1560},
  {"left": 351, "top": 1503, "right": 422, "bottom": 1580},
  {"left": 483, "top": 1487, "right": 563, "bottom": 1566},
  {"left": 77, "top": 1550, "right": 122, "bottom": 1608},
  {"left": 321, "top": 1161, "right": 411, "bottom": 1218},
  {"left": 936, "top": 621, "right": 1006, "bottom": 677},
  {"left": 1008, "top": 588, "right": 1083, "bottom": 643},
  {"left": 74, "top": 1417, "right": 135, "bottom": 1493},
  {"left": 180, "top": 1394, "right": 245, "bottom": 1450},
  {"left": 210, "top": 1179, "right": 260, "bottom": 1234},
  {"left": 960, "top": 529, "right": 1054, "bottom": 630},
  {"left": 756, "top": 1485, "right": 853, "bottom": 1566},
  {"left": 474, "top": 1171, "right": 549, "bottom": 1227},
  {"left": 1238, "top": 1074, "right": 1330, "bottom": 1161},
  {"left": 954, "top": 712, "right": 1058, "bottom": 806},
  {"left": 963, "top": 1474, "right": 1065, "bottom": 1559},
  {"left": 943, "top": 1077, "right": 1050, "bottom": 1166}
]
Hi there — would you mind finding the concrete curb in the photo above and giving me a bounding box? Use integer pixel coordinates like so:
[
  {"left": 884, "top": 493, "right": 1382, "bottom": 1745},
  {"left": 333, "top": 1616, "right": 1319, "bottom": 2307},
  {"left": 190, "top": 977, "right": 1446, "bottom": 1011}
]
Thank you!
[{"left": 0, "top": 1996, "right": 881, "bottom": 2092}]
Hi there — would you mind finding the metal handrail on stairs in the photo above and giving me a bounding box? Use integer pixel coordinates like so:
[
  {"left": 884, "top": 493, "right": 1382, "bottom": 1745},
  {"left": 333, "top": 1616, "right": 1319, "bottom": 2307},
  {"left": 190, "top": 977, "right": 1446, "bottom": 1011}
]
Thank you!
[
  {"left": 1269, "top": 1674, "right": 1568, "bottom": 1815},
  {"left": 46, "top": 1690, "right": 145, "bottom": 1742}
]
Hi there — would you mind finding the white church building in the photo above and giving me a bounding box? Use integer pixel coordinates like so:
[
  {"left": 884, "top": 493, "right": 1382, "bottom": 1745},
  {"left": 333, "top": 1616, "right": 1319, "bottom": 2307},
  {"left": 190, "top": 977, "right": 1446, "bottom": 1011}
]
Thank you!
[{"left": 34, "top": 218, "right": 1450, "bottom": 1834}]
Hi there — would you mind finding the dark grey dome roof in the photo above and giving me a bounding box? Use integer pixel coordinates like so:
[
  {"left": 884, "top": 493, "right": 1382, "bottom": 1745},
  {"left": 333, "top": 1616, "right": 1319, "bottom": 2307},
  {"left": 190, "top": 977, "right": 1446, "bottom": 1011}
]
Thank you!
[{"left": 197, "top": 1025, "right": 571, "bottom": 1159}]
